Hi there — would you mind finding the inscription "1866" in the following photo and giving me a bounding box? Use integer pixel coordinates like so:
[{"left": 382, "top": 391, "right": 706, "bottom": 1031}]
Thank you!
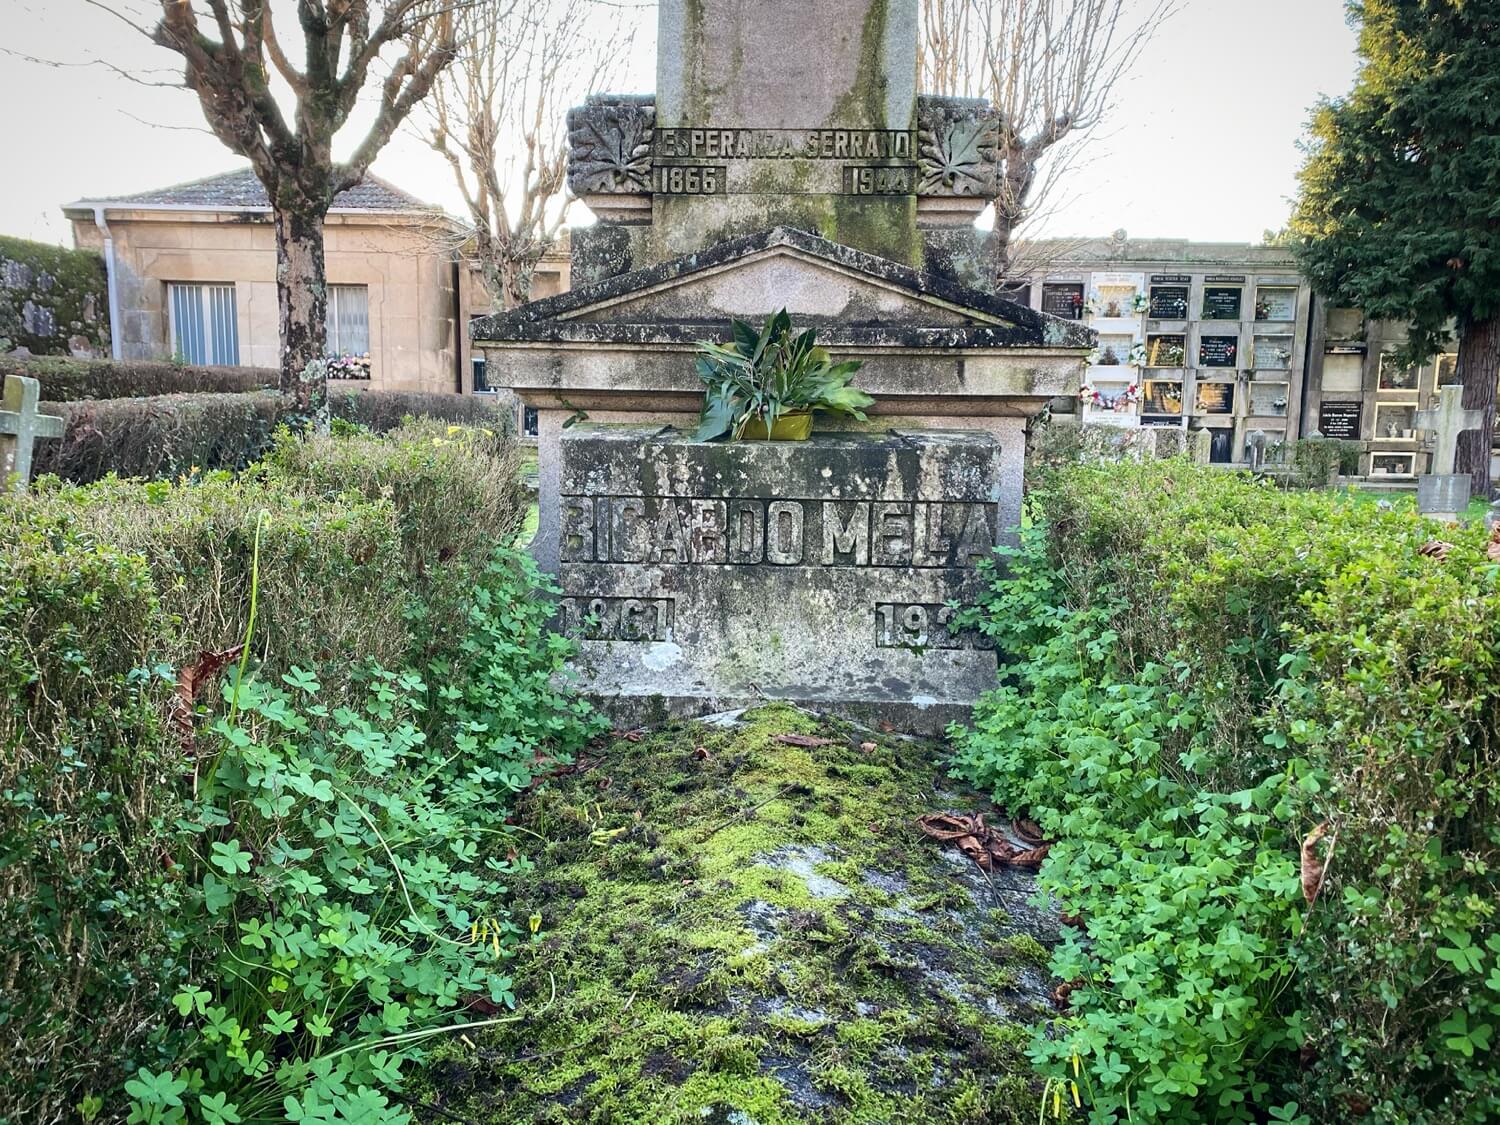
[{"left": 875, "top": 603, "right": 992, "bottom": 651}]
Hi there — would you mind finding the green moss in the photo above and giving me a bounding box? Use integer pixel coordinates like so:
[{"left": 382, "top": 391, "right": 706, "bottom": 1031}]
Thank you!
[
  {"left": 416, "top": 704, "right": 1048, "bottom": 1122},
  {"left": 0, "top": 235, "right": 109, "bottom": 356}
]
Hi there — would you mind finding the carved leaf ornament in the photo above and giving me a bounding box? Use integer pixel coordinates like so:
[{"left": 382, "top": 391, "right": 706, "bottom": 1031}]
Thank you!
[
  {"left": 568, "top": 106, "right": 654, "bottom": 194},
  {"left": 918, "top": 116, "right": 998, "bottom": 196}
]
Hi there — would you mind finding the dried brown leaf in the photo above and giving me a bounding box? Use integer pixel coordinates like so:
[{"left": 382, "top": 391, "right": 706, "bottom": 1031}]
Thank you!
[{"left": 1301, "top": 821, "right": 1336, "bottom": 906}]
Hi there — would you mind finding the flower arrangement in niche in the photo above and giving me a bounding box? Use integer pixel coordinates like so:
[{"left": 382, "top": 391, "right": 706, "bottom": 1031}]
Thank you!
[{"left": 693, "top": 310, "right": 873, "bottom": 442}]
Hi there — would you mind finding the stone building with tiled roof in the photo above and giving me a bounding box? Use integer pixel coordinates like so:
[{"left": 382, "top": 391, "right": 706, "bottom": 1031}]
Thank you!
[{"left": 62, "top": 168, "right": 569, "bottom": 396}]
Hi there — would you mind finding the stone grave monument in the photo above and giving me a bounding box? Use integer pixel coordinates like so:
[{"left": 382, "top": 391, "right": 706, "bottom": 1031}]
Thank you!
[
  {"left": 1, "top": 374, "right": 64, "bottom": 492},
  {"left": 473, "top": 0, "right": 1091, "bottom": 731},
  {"left": 1415, "top": 385, "right": 1485, "bottom": 519}
]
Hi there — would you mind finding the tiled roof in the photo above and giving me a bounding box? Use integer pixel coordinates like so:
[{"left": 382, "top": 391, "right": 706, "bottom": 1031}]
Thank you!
[{"left": 76, "top": 167, "right": 433, "bottom": 212}]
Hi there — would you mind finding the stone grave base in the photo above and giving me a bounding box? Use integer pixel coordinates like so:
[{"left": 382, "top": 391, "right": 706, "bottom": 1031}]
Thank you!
[
  {"left": 1418, "top": 472, "right": 1472, "bottom": 518},
  {"left": 556, "top": 426, "right": 1006, "bottom": 734}
]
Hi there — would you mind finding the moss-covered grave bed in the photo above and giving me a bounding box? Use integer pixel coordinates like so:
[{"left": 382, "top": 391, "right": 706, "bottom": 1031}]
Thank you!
[{"left": 415, "top": 704, "right": 1061, "bottom": 1124}]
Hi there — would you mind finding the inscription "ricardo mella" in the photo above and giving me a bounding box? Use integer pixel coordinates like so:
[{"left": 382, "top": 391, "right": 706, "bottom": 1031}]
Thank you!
[{"left": 560, "top": 496, "right": 997, "bottom": 567}]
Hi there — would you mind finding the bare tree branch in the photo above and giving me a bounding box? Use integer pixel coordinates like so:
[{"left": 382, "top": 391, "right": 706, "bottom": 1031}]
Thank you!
[
  {"left": 422, "top": 0, "right": 634, "bottom": 309},
  {"left": 922, "top": 0, "right": 1176, "bottom": 283}
]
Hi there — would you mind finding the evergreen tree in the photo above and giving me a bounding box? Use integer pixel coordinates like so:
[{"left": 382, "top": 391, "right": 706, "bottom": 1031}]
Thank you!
[{"left": 1292, "top": 0, "right": 1500, "bottom": 496}]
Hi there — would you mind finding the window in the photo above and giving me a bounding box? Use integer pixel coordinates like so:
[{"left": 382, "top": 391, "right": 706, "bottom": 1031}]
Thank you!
[
  {"left": 523, "top": 406, "right": 539, "bottom": 437},
  {"left": 327, "top": 285, "right": 370, "bottom": 357},
  {"left": 168, "top": 283, "right": 239, "bottom": 365},
  {"left": 472, "top": 356, "right": 492, "bottom": 393}
]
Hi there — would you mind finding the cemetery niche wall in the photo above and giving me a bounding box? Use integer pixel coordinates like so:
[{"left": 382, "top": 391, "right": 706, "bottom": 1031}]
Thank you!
[{"left": 473, "top": 0, "right": 1091, "bottom": 731}]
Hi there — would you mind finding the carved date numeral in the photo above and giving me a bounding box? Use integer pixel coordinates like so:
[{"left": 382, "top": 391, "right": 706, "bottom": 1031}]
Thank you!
[
  {"left": 843, "top": 165, "right": 915, "bottom": 195},
  {"left": 652, "top": 165, "right": 725, "bottom": 195},
  {"left": 874, "top": 603, "right": 991, "bottom": 650},
  {"left": 561, "top": 596, "right": 674, "bottom": 642}
]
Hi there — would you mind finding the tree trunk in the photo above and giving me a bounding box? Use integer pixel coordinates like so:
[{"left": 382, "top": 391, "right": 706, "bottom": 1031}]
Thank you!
[
  {"left": 275, "top": 206, "right": 329, "bottom": 421},
  {"left": 990, "top": 147, "right": 1037, "bottom": 290},
  {"left": 1455, "top": 314, "right": 1499, "bottom": 500}
]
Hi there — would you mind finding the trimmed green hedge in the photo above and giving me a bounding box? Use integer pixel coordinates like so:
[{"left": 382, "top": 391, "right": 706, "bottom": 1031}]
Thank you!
[
  {"left": 30, "top": 388, "right": 517, "bottom": 484},
  {"left": 0, "top": 423, "right": 532, "bottom": 1122},
  {"left": 2, "top": 354, "right": 277, "bottom": 400},
  {"left": 953, "top": 462, "right": 1500, "bottom": 1123}
]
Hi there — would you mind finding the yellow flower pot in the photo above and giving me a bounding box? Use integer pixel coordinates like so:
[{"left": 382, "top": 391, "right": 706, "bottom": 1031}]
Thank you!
[{"left": 736, "top": 410, "right": 814, "bottom": 441}]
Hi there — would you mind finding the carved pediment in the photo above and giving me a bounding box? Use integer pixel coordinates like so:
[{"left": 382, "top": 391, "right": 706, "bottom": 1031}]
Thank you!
[{"left": 473, "top": 227, "right": 1092, "bottom": 351}]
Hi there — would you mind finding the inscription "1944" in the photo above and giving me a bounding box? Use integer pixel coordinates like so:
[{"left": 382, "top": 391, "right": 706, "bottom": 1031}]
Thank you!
[{"left": 875, "top": 603, "right": 992, "bottom": 651}]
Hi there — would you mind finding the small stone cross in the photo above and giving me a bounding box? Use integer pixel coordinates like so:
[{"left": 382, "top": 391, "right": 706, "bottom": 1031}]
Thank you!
[
  {"left": 1414, "top": 384, "right": 1485, "bottom": 475},
  {"left": 1, "top": 375, "right": 65, "bottom": 492}
]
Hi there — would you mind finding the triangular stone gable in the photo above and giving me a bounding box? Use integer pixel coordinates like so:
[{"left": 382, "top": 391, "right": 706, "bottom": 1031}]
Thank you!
[{"left": 473, "top": 227, "right": 1093, "bottom": 350}]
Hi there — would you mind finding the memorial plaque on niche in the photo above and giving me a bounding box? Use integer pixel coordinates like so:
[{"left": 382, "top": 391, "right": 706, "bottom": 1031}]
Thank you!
[
  {"left": 1318, "top": 401, "right": 1362, "bottom": 440},
  {"left": 1435, "top": 353, "right": 1460, "bottom": 387},
  {"left": 1256, "top": 287, "right": 1298, "bottom": 321},
  {"left": 1142, "top": 380, "right": 1184, "bottom": 415},
  {"left": 1041, "top": 283, "right": 1085, "bottom": 320},
  {"left": 1149, "top": 285, "right": 1189, "bottom": 320},
  {"left": 1194, "top": 381, "right": 1234, "bottom": 414},
  {"left": 1376, "top": 404, "right": 1416, "bottom": 439},
  {"left": 1146, "top": 334, "right": 1186, "bottom": 368},
  {"left": 1378, "top": 353, "right": 1418, "bottom": 391},
  {"left": 1371, "top": 452, "right": 1414, "bottom": 476},
  {"left": 1202, "top": 286, "right": 1242, "bottom": 320},
  {"left": 556, "top": 426, "right": 1004, "bottom": 731},
  {"left": 1199, "top": 335, "right": 1239, "bottom": 368}
]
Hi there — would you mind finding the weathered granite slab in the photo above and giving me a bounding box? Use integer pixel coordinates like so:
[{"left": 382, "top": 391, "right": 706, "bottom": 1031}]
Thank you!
[
  {"left": 558, "top": 426, "right": 1003, "bottom": 732},
  {"left": 1418, "top": 472, "right": 1471, "bottom": 518}
]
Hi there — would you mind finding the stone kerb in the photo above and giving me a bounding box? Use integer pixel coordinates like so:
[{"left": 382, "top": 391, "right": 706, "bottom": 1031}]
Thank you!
[{"left": 556, "top": 425, "right": 1004, "bottom": 732}]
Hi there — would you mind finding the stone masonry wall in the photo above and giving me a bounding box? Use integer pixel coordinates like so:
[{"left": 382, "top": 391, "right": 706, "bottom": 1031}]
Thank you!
[{"left": 0, "top": 235, "right": 110, "bottom": 357}]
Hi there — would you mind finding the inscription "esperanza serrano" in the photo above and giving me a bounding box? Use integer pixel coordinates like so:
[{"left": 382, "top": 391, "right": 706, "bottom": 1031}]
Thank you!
[
  {"left": 656, "top": 128, "right": 914, "bottom": 161},
  {"left": 560, "top": 496, "right": 997, "bottom": 568}
]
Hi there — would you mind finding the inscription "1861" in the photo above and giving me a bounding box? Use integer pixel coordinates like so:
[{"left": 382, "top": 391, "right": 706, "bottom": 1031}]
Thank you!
[
  {"left": 875, "top": 604, "right": 992, "bottom": 651},
  {"left": 559, "top": 596, "right": 674, "bottom": 642}
]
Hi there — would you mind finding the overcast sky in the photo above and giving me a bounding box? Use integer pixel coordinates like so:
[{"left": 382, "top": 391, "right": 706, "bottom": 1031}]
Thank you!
[{"left": 0, "top": 0, "right": 1359, "bottom": 247}]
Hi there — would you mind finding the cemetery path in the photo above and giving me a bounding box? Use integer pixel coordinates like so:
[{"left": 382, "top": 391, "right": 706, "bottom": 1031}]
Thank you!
[{"left": 415, "top": 704, "right": 1061, "bottom": 1124}]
